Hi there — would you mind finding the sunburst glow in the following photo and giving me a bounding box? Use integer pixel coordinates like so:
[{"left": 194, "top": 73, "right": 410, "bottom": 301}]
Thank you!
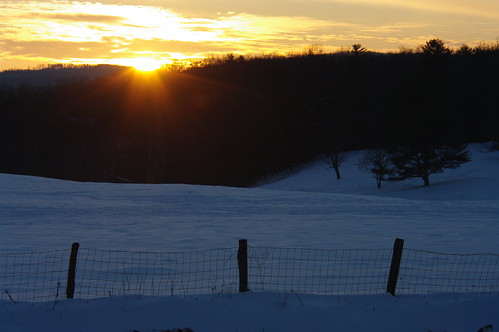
[
  {"left": 0, "top": 0, "right": 498, "bottom": 71},
  {"left": 128, "top": 58, "right": 164, "bottom": 72}
]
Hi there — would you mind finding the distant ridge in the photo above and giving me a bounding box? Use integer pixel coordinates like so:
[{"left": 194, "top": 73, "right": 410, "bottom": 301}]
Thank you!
[{"left": 0, "top": 64, "right": 128, "bottom": 87}]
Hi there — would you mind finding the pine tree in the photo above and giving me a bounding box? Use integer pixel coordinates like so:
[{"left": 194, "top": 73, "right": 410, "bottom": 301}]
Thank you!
[
  {"left": 421, "top": 39, "right": 452, "bottom": 56},
  {"left": 389, "top": 144, "right": 471, "bottom": 186}
]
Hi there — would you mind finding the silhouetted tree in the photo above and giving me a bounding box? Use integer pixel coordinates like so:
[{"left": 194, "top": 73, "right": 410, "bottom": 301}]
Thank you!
[
  {"left": 326, "top": 146, "right": 343, "bottom": 180},
  {"left": 455, "top": 44, "right": 474, "bottom": 56},
  {"left": 474, "top": 41, "right": 499, "bottom": 54},
  {"left": 351, "top": 44, "right": 368, "bottom": 54},
  {"left": 389, "top": 145, "right": 471, "bottom": 186},
  {"left": 304, "top": 44, "right": 324, "bottom": 56},
  {"left": 357, "top": 149, "right": 394, "bottom": 189},
  {"left": 421, "top": 39, "right": 452, "bottom": 56}
]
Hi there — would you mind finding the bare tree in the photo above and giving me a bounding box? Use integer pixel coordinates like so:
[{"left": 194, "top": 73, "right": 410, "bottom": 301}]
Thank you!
[
  {"left": 357, "top": 149, "right": 394, "bottom": 189},
  {"left": 327, "top": 146, "right": 343, "bottom": 180},
  {"left": 304, "top": 44, "right": 324, "bottom": 56}
]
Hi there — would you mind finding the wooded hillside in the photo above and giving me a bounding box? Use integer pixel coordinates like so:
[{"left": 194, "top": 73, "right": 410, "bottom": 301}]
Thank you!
[{"left": 1, "top": 42, "right": 498, "bottom": 186}]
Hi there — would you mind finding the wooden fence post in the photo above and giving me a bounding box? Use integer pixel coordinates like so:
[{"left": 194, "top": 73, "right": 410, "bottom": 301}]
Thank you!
[
  {"left": 237, "top": 239, "right": 249, "bottom": 292},
  {"left": 66, "top": 242, "right": 80, "bottom": 299},
  {"left": 386, "top": 238, "right": 404, "bottom": 296}
]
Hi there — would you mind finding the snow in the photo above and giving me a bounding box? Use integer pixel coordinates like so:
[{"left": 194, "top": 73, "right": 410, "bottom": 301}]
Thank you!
[
  {"left": 2, "top": 292, "right": 498, "bottom": 332},
  {"left": 1, "top": 143, "right": 498, "bottom": 332}
]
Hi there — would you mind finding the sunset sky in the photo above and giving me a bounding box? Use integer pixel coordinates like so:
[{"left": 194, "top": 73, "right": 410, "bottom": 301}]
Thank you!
[{"left": 1, "top": 0, "right": 498, "bottom": 71}]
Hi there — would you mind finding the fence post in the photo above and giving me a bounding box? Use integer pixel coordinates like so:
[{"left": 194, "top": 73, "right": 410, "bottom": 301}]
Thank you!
[
  {"left": 387, "top": 238, "right": 404, "bottom": 296},
  {"left": 237, "top": 239, "right": 249, "bottom": 292},
  {"left": 66, "top": 242, "right": 80, "bottom": 299}
]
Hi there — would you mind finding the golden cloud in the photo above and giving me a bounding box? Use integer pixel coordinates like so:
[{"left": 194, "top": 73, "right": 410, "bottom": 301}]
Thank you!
[
  {"left": 327, "top": 0, "right": 499, "bottom": 19},
  {"left": 26, "top": 12, "right": 124, "bottom": 24},
  {"left": 1, "top": 0, "right": 498, "bottom": 70}
]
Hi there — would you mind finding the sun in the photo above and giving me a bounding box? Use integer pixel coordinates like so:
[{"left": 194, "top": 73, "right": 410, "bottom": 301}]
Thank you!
[{"left": 129, "top": 58, "right": 164, "bottom": 72}]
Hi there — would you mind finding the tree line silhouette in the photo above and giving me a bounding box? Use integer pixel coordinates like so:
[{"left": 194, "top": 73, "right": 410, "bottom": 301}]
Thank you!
[{"left": 1, "top": 39, "right": 498, "bottom": 186}]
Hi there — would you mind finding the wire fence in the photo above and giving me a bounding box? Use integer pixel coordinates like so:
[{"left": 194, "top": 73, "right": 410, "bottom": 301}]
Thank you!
[
  {"left": 247, "top": 247, "right": 393, "bottom": 295},
  {"left": 397, "top": 249, "right": 499, "bottom": 293},
  {"left": 1, "top": 240, "right": 499, "bottom": 303},
  {"left": 76, "top": 247, "right": 238, "bottom": 298},
  {"left": 1, "top": 249, "right": 69, "bottom": 302}
]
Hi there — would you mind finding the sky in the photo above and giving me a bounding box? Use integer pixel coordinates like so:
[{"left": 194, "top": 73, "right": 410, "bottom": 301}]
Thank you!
[{"left": 0, "top": 0, "right": 498, "bottom": 71}]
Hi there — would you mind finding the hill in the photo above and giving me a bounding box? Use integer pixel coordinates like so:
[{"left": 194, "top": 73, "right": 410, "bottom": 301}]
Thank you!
[
  {"left": 1, "top": 143, "right": 498, "bottom": 254},
  {"left": 2, "top": 49, "right": 499, "bottom": 186},
  {"left": 0, "top": 64, "right": 127, "bottom": 87},
  {"left": 259, "top": 143, "right": 499, "bottom": 201},
  {"left": 1, "top": 143, "right": 498, "bottom": 332}
]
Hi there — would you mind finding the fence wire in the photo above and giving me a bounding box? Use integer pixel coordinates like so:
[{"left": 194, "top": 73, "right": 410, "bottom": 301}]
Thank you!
[
  {"left": 397, "top": 249, "right": 499, "bottom": 294},
  {"left": 1, "top": 245, "right": 499, "bottom": 303},
  {"left": 74, "top": 248, "right": 239, "bottom": 299},
  {"left": 247, "top": 247, "right": 392, "bottom": 295},
  {"left": 1, "top": 250, "right": 69, "bottom": 302}
]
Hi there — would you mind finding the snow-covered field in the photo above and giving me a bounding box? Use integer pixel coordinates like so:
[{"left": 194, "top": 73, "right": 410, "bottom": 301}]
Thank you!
[{"left": 1, "top": 143, "right": 499, "bottom": 332}]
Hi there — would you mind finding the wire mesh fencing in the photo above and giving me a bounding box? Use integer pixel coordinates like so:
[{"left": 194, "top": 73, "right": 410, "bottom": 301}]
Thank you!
[
  {"left": 75, "top": 247, "right": 239, "bottom": 299},
  {"left": 1, "top": 239, "right": 499, "bottom": 303},
  {"left": 397, "top": 249, "right": 499, "bottom": 294},
  {"left": 247, "top": 247, "right": 393, "bottom": 295},
  {"left": 1, "top": 250, "right": 69, "bottom": 302}
]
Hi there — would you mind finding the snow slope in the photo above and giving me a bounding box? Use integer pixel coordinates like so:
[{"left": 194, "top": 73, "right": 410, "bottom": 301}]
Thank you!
[
  {"left": 1, "top": 143, "right": 498, "bottom": 332},
  {"left": 1, "top": 144, "right": 498, "bottom": 253},
  {"left": 258, "top": 143, "right": 499, "bottom": 201}
]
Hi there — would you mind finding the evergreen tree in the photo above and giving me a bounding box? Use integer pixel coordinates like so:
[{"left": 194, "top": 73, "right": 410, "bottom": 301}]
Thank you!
[
  {"left": 351, "top": 44, "right": 368, "bottom": 54},
  {"left": 421, "top": 38, "right": 452, "bottom": 56},
  {"left": 389, "top": 144, "right": 471, "bottom": 186}
]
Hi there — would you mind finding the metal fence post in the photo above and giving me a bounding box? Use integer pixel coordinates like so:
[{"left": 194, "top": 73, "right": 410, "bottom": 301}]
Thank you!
[
  {"left": 66, "top": 242, "right": 80, "bottom": 299},
  {"left": 237, "top": 239, "right": 249, "bottom": 292},
  {"left": 387, "top": 238, "right": 404, "bottom": 296}
]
